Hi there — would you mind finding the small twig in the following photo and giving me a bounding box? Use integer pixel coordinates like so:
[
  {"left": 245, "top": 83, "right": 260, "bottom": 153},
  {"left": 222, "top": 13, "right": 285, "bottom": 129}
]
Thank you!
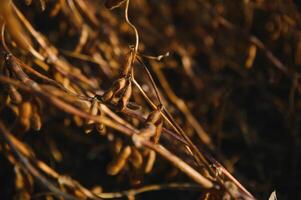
[
  {"left": 97, "top": 182, "right": 200, "bottom": 198},
  {"left": 124, "top": 0, "right": 139, "bottom": 55}
]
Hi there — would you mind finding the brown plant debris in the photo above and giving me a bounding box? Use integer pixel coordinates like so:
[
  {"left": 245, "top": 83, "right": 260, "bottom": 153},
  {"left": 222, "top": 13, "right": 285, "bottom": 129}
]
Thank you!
[{"left": 1, "top": 0, "right": 301, "bottom": 199}]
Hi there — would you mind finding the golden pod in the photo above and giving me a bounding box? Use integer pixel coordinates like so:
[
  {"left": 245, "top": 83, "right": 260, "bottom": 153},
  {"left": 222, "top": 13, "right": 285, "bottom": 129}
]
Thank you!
[
  {"left": 73, "top": 116, "right": 84, "bottom": 127},
  {"left": 54, "top": 72, "right": 65, "bottom": 85},
  {"left": 121, "top": 51, "right": 134, "bottom": 77},
  {"left": 101, "top": 90, "right": 114, "bottom": 102},
  {"left": 74, "top": 189, "right": 86, "bottom": 199},
  {"left": 129, "top": 147, "right": 143, "bottom": 169},
  {"left": 14, "top": 165, "right": 32, "bottom": 200},
  {"left": 139, "top": 122, "right": 156, "bottom": 139},
  {"left": 107, "top": 145, "right": 131, "bottom": 175},
  {"left": 19, "top": 101, "right": 32, "bottom": 132},
  {"left": 118, "top": 81, "right": 132, "bottom": 111},
  {"left": 84, "top": 100, "right": 99, "bottom": 133},
  {"left": 30, "top": 112, "right": 42, "bottom": 131},
  {"left": 62, "top": 77, "right": 71, "bottom": 90},
  {"left": 113, "top": 137, "right": 123, "bottom": 154},
  {"left": 74, "top": 100, "right": 91, "bottom": 112},
  {"left": 15, "top": 165, "right": 26, "bottom": 189},
  {"left": 8, "top": 86, "right": 22, "bottom": 104},
  {"left": 147, "top": 110, "right": 161, "bottom": 124},
  {"left": 152, "top": 119, "right": 163, "bottom": 144},
  {"left": 66, "top": 82, "right": 81, "bottom": 95},
  {"left": 144, "top": 150, "right": 156, "bottom": 174},
  {"left": 95, "top": 123, "right": 106, "bottom": 135},
  {"left": 101, "top": 78, "right": 127, "bottom": 103},
  {"left": 245, "top": 44, "right": 257, "bottom": 69},
  {"left": 112, "top": 78, "right": 127, "bottom": 98},
  {"left": 91, "top": 101, "right": 99, "bottom": 115},
  {"left": 91, "top": 186, "right": 103, "bottom": 194}
]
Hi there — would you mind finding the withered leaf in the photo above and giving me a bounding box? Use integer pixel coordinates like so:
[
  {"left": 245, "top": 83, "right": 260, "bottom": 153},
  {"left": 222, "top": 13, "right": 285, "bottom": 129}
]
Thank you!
[{"left": 268, "top": 191, "right": 277, "bottom": 200}]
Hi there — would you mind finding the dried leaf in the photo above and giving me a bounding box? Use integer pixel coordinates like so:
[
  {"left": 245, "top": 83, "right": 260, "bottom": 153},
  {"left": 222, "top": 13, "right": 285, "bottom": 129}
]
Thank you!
[{"left": 268, "top": 191, "right": 277, "bottom": 200}]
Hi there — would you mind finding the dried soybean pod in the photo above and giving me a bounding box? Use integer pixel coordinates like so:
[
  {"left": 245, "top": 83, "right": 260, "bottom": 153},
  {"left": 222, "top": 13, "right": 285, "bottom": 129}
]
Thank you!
[
  {"left": 14, "top": 165, "right": 32, "bottom": 200},
  {"left": 31, "top": 112, "right": 42, "bottom": 131},
  {"left": 101, "top": 90, "right": 114, "bottom": 103},
  {"left": 153, "top": 118, "right": 163, "bottom": 144},
  {"left": 121, "top": 51, "right": 134, "bottom": 77},
  {"left": 144, "top": 150, "right": 156, "bottom": 174},
  {"left": 54, "top": 72, "right": 65, "bottom": 85},
  {"left": 245, "top": 44, "right": 257, "bottom": 69},
  {"left": 74, "top": 25, "right": 89, "bottom": 53},
  {"left": 107, "top": 146, "right": 131, "bottom": 175},
  {"left": 132, "top": 122, "right": 157, "bottom": 149},
  {"left": 95, "top": 121, "right": 104, "bottom": 133},
  {"left": 139, "top": 122, "right": 156, "bottom": 139},
  {"left": 19, "top": 101, "right": 32, "bottom": 132},
  {"left": 73, "top": 115, "right": 84, "bottom": 127},
  {"left": 146, "top": 110, "right": 163, "bottom": 143},
  {"left": 30, "top": 105, "right": 42, "bottom": 131},
  {"left": 129, "top": 147, "right": 143, "bottom": 169},
  {"left": 113, "top": 137, "right": 123, "bottom": 154},
  {"left": 147, "top": 109, "right": 161, "bottom": 124},
  {"left": 8, "top": 85, "right": 22, "bottom": 104},
  {"left": 102, "top": 78, "right": 127, "bottom": 102},
  {"left": 118, "top": 80, "right": 132, "bottom": 111},
  {"left": 95, "top": 121, "right": 106, "bottom": 135},
  {"left": 95, "top": 103, "right": 105, "bottom": 134},
  {"left": 84, "top": 100, "right": 98, "bottom": 134},
  {"left": 111, "top": 78, "right": 127, "bottom": 96}
]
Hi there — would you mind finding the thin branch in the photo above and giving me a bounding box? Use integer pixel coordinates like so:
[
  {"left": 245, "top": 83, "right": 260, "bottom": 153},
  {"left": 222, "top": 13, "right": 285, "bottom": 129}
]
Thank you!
[{"left": 97, "top": 182, "right": 200, "bottom": 198}]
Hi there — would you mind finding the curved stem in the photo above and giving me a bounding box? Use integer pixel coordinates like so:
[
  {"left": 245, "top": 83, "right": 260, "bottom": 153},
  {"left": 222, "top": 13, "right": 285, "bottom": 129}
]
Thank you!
[{"left": 125, "top": 0, "right": 139, "bottom": 55}]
